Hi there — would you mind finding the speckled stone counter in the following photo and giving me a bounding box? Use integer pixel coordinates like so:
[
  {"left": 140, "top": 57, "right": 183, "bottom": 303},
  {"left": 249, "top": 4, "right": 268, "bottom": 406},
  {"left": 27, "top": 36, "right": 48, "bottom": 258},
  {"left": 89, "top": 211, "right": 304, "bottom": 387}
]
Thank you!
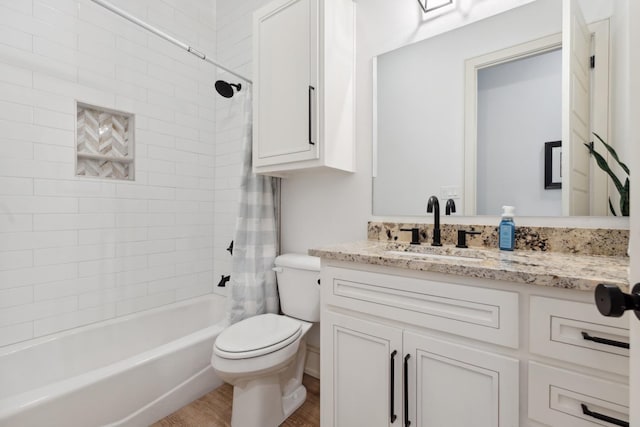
[
  {"left": 309, "top": 241, "right": 629, "bottom": 292},
  {"left": 368, "top": 221, "right": 629, "bottom": 257}
]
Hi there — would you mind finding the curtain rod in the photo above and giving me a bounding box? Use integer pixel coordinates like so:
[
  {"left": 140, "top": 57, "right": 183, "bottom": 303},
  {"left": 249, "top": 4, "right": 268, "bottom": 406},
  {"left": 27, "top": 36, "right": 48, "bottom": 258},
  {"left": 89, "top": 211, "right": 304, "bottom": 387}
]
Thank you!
[{"left": 88, "top": 0, "right": 253, "bottom": 84}]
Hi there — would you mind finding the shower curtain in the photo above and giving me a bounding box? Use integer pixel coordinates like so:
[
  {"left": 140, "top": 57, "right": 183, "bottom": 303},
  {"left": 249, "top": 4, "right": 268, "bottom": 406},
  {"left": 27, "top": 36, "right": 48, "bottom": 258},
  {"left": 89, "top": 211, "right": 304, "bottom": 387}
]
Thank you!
[{"left": 226, "top": 91, "right": 280, "bottom": 325}]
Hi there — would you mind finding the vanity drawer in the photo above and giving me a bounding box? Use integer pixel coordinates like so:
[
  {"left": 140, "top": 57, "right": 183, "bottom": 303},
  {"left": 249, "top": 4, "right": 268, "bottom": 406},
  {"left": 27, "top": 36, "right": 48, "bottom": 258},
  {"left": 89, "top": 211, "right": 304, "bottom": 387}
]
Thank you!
[
  {"left": 528, "top": 362, "right": 629, "bottom": 427},
  {"left": 322, "top": 266, "right": 519, "bottom": 348},
  {"left": 530, "top": 296, "right": 629, "bottom": 376}
]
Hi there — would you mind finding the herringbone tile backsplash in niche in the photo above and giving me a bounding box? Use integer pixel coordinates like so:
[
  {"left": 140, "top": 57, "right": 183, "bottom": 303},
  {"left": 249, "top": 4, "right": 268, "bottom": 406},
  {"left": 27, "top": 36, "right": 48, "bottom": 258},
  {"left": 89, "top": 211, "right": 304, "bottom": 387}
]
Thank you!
[{"left": 76, "top": 103, "right": 134, "bottom": 180}]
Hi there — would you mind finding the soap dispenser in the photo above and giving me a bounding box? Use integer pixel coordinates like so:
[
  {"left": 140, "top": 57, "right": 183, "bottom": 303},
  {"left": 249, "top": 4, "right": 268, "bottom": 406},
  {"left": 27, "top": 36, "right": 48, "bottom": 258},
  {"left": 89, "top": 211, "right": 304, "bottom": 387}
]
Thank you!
[{"left": 499, "top": 206, "right": 515, "bottom": 251}]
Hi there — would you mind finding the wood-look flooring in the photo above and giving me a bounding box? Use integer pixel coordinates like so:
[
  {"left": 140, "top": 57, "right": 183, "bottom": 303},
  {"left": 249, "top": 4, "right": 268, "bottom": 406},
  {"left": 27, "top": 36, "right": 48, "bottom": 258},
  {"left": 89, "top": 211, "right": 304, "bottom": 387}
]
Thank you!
[{"left": 152, "top": 374, "right": 320, "bottom": 427}]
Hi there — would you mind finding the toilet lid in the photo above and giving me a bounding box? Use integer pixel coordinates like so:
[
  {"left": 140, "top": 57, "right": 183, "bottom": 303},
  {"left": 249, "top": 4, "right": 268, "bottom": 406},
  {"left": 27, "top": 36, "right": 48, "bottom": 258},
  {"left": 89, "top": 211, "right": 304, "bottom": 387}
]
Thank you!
[{"left": 214, "top": 313, "right": 302, "bottom": 359}]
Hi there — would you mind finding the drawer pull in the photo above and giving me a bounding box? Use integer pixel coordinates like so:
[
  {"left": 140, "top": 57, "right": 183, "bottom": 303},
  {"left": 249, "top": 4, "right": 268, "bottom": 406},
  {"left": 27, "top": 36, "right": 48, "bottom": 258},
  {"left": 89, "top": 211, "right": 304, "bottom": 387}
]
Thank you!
[
  {"left": 581, "top": 331, "right": 629, "bottom": 349},
  {"left": 404, "top": 354, "right": 411, "bottom": 427},
  {"left": 390, "top": 350, "right": 397, "bottom": 423},
  {"left": 581, "top": 403, "right": 629, "bottom": 427}
]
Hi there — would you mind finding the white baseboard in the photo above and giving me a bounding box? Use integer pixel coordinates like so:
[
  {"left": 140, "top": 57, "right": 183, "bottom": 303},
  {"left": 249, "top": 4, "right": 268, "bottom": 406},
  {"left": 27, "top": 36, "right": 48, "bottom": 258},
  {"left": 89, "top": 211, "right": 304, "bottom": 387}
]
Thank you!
[{"left": 304, "top": 345, "right": 320, "bottom": 379}]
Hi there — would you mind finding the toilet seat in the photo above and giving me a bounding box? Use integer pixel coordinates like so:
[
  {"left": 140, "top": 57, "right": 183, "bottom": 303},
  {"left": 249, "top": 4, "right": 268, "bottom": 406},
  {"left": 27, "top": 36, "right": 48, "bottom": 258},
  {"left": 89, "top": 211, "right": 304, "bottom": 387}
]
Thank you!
[{"left": 214, "top": 313, "right": 302, "bottom": 360}]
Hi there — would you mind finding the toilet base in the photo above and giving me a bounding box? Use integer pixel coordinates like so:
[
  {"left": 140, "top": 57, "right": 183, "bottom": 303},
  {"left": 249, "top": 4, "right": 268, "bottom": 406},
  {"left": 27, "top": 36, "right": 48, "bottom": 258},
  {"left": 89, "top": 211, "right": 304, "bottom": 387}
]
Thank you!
[
  {"left": 282, "top": 384, "right": 307, "bottom": 419},
  {"left": 229, "top": 380, "right": 307, "bottom": 427},
  {"left": 228, "top": 341, "right": 309, "bottom": 427},
  {"left": 231, "top": 376, "right": 283, "bottom": 427}
]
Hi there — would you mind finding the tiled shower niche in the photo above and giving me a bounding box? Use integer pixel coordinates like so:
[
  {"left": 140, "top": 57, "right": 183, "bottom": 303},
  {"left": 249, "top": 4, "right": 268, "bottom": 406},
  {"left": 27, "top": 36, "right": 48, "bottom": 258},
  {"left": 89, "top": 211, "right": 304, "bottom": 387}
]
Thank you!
[{"left": 76, "top": 102, "right": 135, "bottom": 180}]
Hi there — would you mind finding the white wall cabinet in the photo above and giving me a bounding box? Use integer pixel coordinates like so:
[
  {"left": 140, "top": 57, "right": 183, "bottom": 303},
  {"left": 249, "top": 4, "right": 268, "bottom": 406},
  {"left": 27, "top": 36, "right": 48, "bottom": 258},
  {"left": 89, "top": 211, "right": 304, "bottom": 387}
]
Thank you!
[
  {"left": 320, "top": 260, "right": 630, "bottom": 427},
  {"left": 253, "top": 0, "right": 355, "bottom": 176}
]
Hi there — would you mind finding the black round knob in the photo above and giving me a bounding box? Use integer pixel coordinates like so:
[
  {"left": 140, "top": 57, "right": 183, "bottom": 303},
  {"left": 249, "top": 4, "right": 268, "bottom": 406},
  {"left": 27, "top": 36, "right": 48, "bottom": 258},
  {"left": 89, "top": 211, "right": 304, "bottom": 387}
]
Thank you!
[{"left": 595, "top": 284, "right": 628, "bottom": 317}]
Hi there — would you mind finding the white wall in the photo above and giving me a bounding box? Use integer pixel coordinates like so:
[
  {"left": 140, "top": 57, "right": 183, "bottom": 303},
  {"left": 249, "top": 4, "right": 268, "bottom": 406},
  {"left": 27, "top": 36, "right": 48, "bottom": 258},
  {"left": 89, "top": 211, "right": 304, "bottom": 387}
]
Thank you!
[
  {"left": 0, "top": 0, "right": 217, "bottom": 348},
  {"left": 477, "top": 49, "right": 562, "bottom": 216}
]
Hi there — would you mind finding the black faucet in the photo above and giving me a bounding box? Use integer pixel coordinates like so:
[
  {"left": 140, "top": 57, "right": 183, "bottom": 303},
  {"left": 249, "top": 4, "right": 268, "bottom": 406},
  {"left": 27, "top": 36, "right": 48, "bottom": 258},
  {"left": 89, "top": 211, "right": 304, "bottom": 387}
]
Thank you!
[
  {"left": 445, "top": 199, "right": 456, "bottom": 215},
  {"left": 426, "top": 196, "right": 442, "bottom": 246},
  {"left": 456, "top": 229, "right": 481, "bottom": 248}
]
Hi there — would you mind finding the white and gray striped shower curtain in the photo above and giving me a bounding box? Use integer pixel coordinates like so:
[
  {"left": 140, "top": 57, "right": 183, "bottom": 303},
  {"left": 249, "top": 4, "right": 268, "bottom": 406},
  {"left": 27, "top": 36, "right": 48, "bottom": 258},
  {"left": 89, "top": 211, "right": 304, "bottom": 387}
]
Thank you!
[{"left": 226, "top": 91, "right": 279, "bottom": 325}]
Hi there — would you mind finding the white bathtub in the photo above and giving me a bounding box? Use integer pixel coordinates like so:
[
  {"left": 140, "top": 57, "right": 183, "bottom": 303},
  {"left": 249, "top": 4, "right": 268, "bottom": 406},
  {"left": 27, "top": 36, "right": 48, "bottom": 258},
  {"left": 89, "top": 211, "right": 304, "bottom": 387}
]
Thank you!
[{"left": 0, "top": 294, "right": 227, "bottom": 427}]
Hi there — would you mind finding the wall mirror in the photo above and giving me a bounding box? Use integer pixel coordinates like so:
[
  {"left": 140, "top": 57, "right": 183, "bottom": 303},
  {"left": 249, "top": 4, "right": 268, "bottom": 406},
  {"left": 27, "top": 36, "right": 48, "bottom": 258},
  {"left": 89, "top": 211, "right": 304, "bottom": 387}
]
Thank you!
[{"left": 372, "top": 0, "right": 629, "bottom": 218}]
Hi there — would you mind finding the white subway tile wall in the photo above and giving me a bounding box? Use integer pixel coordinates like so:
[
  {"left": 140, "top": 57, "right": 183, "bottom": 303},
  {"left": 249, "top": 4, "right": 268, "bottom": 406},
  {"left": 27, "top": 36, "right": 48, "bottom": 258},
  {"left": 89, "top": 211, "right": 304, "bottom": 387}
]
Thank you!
[{"left": 0, "top": 0, "right": 218, "bottom": 347}]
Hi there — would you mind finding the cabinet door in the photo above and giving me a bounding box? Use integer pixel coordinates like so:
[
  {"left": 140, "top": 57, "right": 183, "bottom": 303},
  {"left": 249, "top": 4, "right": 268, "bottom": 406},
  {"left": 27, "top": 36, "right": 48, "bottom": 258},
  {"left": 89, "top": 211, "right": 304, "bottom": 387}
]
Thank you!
[
  {"left": 404, "top": 332, "right": 519, "bottom": 427},
  {"left": 321, "top": 311, "right": 403, "bottom": 427},
  {"left": 253, "top": 0, "right": 319, "bottom": 168}
]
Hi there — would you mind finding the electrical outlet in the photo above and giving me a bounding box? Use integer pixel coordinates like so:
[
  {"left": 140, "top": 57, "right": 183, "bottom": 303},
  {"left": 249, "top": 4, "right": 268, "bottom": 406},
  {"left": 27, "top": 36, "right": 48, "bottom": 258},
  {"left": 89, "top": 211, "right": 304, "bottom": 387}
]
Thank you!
[{"left": 440, "top": 186, "right": 461, "bottom": 200}]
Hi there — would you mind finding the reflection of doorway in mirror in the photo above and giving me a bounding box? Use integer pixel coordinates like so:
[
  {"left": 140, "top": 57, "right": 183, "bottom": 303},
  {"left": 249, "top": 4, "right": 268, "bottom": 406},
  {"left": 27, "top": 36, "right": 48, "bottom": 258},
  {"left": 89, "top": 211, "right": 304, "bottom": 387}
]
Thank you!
[
  {"left": 464, "top": 19, "right": 611, "bottom": 217},
  {"left": 464, "top": 33, "right": 563, "bottom": 216},
  {"left": 476, "top": 48, "right": 563, "bottom": 216}
]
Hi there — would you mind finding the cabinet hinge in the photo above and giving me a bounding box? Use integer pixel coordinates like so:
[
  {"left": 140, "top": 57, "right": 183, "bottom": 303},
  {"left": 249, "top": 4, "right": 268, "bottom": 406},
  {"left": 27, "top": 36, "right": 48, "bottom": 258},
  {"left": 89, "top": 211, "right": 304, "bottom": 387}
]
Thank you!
[{"left": 590, "top": 55, "right": 595, "bottom": 69}]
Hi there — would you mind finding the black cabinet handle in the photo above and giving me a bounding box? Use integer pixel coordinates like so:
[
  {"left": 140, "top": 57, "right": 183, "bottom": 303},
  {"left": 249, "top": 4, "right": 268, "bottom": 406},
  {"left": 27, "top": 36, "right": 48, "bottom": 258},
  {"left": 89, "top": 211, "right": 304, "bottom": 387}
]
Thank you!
[
  {"left": 403, "top": 354, "right": 411, "bottom": 427},
  {"left": 308, "top": 85, "right": 315, "bottom": 145},
  {"left": 390, "top": 350, "right": 397, "bottom": 423},
  {"left": 581, "top": 403, "right": 629, "bottom": 426},
  {"left": 581, "top": 331, "right": 629, "bottom": 349}
]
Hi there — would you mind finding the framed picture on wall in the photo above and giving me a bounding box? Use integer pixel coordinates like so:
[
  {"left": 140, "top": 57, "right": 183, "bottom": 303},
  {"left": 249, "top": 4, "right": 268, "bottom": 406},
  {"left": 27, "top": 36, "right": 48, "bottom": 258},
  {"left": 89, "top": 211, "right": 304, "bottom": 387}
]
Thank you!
[{"left": 544, "top": 141, "right": 562, "bottom": 189}]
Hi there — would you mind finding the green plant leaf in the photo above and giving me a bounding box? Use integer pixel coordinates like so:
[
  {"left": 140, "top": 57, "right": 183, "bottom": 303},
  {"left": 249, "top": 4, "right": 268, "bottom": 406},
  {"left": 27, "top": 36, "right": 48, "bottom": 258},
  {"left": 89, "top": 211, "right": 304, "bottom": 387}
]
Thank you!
[
  {"left": 621, "top": 178, "right": 630, "bottom": 217},
  {"left": 608, "top": 198, "right": 617, "bottom": 216},
  {"left": 585, "top": 135, "right": 631, "bottom": 216},
  {"left": 584, "top": 142, "right": 625, "bottom": 194},
  {"left": 593, "top": 133, "right": 630, "bottom": 175}
]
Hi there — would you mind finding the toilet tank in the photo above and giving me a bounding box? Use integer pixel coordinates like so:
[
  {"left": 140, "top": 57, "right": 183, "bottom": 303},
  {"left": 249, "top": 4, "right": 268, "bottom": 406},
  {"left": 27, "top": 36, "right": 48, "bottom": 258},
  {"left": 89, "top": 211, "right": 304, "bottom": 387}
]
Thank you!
[{"left": 274, "top": 254, "right": 321, "bottom": 322}]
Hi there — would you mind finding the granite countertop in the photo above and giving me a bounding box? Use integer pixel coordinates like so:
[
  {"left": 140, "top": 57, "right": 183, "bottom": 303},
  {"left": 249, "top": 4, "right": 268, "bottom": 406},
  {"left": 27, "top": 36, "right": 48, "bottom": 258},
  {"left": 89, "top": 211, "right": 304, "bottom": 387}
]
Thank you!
[{"left": 309, "top": 241, "right": 630, "bottom": 292}]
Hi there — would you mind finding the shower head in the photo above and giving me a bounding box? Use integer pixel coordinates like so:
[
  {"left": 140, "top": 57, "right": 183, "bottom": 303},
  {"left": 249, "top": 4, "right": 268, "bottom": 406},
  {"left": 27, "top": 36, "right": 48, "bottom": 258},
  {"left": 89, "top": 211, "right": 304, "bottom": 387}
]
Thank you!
[{"left": 215, "top": 80, "right": 242, "bottom": 98}]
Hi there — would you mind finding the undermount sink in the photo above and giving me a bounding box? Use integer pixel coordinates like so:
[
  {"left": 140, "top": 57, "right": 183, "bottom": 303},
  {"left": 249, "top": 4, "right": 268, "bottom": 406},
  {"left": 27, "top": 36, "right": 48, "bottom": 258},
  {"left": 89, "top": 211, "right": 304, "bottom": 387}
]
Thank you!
[{"left": 384, "top": 250, "right": 484, "bottom": 263}]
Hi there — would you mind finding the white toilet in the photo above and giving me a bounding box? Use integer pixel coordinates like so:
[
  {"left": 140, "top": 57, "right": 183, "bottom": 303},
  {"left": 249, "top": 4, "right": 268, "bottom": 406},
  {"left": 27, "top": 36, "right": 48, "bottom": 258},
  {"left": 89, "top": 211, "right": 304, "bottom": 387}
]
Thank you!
[{"left": 211, "top": 254, "right": 320, "bottom": 427}]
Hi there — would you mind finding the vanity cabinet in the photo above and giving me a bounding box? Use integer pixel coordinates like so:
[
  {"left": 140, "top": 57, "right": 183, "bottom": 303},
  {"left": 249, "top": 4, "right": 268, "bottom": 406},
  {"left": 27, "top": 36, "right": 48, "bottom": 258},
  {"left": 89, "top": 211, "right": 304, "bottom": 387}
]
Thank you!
[
  {"left": 252, "top": 0, "right": 355, "bottom": 176},
  {"left": 321, "top": 265, "right": 520, "bottom": 427},
  {"left": 319, "top": 260, "right": 630, "bottom": 427}
]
